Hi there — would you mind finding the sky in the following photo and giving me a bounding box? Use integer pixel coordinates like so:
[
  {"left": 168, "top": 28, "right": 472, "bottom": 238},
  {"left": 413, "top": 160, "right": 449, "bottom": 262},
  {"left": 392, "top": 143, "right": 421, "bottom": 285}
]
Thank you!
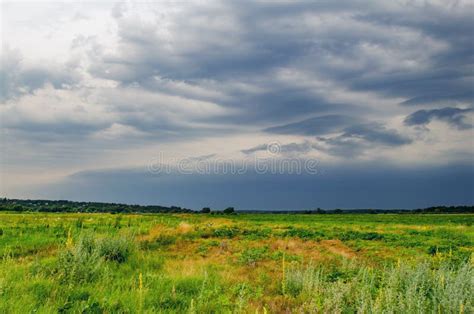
[{"left": 0, "top": 0, "right": 473, "bottom": 210}]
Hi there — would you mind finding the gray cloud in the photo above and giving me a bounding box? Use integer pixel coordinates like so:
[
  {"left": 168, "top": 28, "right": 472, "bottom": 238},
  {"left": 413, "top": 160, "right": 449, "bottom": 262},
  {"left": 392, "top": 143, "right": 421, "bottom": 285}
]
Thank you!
[
  {"left": 5, "top": 1, "right": 473, "bottom": 138},
  {"left": 400, "top": 93, "right": 474, "bottom": 106},
  {"left": 241, "top": 144, "right": 268, "bottom": 155},
  {"left": 342, "top": 123, "right": 412, "bottom": 146},
  {"left": 241, "top": 141, "right": 315, "bottom": 155},
  {"left": 244, "top": 122, "right": 411, "bottom": 158},
  {"left": 317, "top": 123, "right": 412, "bottom": 157},
  {"left": 80, "top": 0, "right": 474, "bottom": 135},
  {"left": 0, "top": 48, "right": 80, "bottom": 101},
  {"left": 404, "top": 107, "right": 473, "bottom": 130},
  {"left": 264, "top": 115, "right": 356, "bottom": 136}
]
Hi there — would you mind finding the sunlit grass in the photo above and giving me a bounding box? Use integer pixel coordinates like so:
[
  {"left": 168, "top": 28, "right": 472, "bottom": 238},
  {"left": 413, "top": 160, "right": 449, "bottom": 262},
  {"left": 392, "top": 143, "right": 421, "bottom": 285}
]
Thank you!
[{"left": 0, "top": 212, "right": 472, "bottom": 312}]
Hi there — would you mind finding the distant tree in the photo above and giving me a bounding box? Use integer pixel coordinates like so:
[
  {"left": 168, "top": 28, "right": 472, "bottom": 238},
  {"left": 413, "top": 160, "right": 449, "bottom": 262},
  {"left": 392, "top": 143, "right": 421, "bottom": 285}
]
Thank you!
[
  {"left": 316, "top": 208, "right": 326, "bottom": 214},
  {"left": 334, "top": 209, "right": 343, "bottom": 214},
  {"left": 223, "top": 207, "right": 235, "bottom": 214},
  {"left": 201, "top": 207, "right": 211, "bottom": 213}
]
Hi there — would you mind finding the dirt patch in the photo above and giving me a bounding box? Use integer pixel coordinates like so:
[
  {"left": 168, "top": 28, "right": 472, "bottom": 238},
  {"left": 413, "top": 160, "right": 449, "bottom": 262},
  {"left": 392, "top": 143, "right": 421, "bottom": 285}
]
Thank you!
[
  {"left": 138, "top": 221, "right": 194, "bottom": 242},
  {"left": 176, "top": 222, "right": 194, "bottom": 234},
  {"left": 269, "top": 238, "right": 323, "bottom": 261},
  {"left": 137, "top": 224, "right": 168, "bottom": 242},
  {"left": 320, "top": 240, "right": 356, "bottom": 258}
]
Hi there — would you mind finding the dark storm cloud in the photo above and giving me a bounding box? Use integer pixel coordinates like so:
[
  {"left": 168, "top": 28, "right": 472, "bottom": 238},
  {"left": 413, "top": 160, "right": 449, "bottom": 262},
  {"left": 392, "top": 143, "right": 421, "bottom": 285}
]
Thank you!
[
  {"left": 404, "top": 107, "right": 473, "bottom": 130},
  {"left": 29, "top": 162, "right": 474, "bottom": 210},
  {"left": 2, "top": 1, "right": 473, "bottom": 183},
  {"left": 81, "top": 0, "right": 474, "bottom": 136},
  {"left": 345, "top": 2, "right": 474, "bottom": 105},
  {"left": 5, "top": 0, "right": 473, "bottom": 140}
]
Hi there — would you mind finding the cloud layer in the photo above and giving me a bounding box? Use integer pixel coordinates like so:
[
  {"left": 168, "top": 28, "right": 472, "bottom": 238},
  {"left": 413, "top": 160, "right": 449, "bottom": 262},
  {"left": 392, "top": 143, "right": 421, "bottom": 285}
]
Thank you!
[{"left": 1, "top": 1, "right": 472, "bottom": 208}]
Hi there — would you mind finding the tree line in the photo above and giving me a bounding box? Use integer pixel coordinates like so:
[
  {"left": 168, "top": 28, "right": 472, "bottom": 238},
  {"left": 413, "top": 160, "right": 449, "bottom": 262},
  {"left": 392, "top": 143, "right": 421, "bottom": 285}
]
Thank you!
[{"left": 0, "top": 198, "right": 472, "bottom": 214}]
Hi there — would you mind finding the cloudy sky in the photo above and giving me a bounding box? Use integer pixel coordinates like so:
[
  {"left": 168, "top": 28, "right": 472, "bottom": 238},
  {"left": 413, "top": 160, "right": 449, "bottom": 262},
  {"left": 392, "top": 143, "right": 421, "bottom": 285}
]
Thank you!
[{"left": 1, "top": 0, "right": 473, "bottom": 209}]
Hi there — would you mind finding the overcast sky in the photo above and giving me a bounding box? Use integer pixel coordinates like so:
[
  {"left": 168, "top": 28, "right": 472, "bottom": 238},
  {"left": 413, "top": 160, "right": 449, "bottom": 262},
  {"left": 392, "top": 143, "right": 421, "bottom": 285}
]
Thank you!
[{"left": 1, "top": 0, "right": 473, "bottom": 209}]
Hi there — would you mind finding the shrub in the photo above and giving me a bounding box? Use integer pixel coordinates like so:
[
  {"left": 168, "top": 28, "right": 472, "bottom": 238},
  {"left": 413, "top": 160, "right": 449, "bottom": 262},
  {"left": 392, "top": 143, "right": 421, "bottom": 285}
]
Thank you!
[
  {"left": 155, "top": 234, "right": 177, "bottom": 246},
  {"left": 239, "top": 247, "right": 269, "bottom": 266},
  {"left": 283, "top": 260, "right": 473, "bottom": 313},
  {"left": 282, "top": 228, "right": 323, "bottom": 240},
  {"left": 242, "top": 228, "right": 272, "bottom": 239},
  {"left": 55, "top": 233, "right": 135, "bottom": 283},
  {"left": 56, "top": 244, "right": 103, "bottom": 283},
  {"left": 97, "top": 237, "right": 133, "bottom": 263},
  {"left": 213, "top": 227, "right": 239, "bottom": 238}
]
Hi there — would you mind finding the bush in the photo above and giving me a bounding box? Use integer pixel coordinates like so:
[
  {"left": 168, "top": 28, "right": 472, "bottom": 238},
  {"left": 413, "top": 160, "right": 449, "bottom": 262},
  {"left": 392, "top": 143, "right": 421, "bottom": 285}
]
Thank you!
[
  {"left": 97, "top": 237, "right": 133, "bottom": 263},
  {"left": 56, "top": 237, "right": 104, "bottom": 284},
  {"left": 55, "top": 233, "right": 135, "bottom": 283},
  {"left": 201, "top": 207, "right": 211, "bottom": 213}
]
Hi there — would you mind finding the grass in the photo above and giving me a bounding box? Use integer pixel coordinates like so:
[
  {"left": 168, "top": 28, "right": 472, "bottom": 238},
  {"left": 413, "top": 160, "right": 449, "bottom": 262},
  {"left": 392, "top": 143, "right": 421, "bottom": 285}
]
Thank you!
[{"left": 0, "top": 212, "right": 473, "bottom": 313}]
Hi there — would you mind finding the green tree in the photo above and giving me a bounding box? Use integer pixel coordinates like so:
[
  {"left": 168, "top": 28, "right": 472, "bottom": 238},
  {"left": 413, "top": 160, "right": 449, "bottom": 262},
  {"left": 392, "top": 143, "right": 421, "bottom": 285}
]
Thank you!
[{"left": 223, "top": 207, "right": 235, "bottom": 214}]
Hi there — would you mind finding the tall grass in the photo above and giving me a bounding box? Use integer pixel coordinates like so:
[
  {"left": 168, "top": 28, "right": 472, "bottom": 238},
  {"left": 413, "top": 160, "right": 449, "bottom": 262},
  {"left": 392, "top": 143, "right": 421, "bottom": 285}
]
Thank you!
[
  {"left": 56, "top": 232, "right": 135, "bottom": 284},
  {"left": 284, "top": 259, "right": 473, "bottom": 313}
]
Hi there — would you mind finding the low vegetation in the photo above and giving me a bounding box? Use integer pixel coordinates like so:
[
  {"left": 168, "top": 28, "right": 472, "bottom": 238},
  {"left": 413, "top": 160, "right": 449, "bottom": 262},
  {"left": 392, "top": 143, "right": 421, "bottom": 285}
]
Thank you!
[{"left": 0, "top": 211, "right": 472, "bottom": 312}]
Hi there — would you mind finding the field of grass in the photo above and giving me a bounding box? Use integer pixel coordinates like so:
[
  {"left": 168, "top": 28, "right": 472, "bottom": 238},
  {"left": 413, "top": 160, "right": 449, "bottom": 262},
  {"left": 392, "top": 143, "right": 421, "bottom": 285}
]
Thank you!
[{"left": 0, "top": 212, "right": 473, "bottom": 313}]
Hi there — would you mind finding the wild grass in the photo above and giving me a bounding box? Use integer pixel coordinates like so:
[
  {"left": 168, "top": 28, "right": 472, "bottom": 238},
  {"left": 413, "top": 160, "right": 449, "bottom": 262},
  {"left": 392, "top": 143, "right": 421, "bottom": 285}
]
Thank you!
[
  {"left": 284, "top": 260, "right": 473, "bottom": 313},
  {"left": 0, "top": 212, "right": 472, "bottom": 313}
]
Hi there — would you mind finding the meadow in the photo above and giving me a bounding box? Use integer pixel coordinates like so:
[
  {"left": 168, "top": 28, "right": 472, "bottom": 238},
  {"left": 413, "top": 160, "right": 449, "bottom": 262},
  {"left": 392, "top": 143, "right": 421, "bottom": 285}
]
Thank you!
[{"left": 0, "top": 212, "right": 472, "bottom": 313}]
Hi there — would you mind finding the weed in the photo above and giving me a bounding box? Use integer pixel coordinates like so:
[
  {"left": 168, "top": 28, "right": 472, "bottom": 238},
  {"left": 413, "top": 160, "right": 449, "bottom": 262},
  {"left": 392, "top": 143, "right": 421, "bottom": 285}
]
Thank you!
[
  {"left": 283, "top": 260, "right": 473, "bottom": 312},
  {"left": 97, "top": 236, "right": 134, "bottom": 263},
  {"left": 213, "top": 227, "right": 240, "bottom": 238},
  {"left": 339, "top": 231, "right": 384, "bottom": 241},
  {"left": 239, "top": 247, "right": 269, "bottom": 266},
  {"left": 282, "top": 228, "right": 324, "bottom": 240},
  {"left": 55, "top": 233, "right": 135, "bottom": 283}
]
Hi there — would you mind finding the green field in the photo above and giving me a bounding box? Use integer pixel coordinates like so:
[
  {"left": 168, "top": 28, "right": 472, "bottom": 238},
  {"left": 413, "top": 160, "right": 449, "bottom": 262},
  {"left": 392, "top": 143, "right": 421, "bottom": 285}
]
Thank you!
[{"left": 0, "top": 212, "right": 473, "bottom": 313}]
